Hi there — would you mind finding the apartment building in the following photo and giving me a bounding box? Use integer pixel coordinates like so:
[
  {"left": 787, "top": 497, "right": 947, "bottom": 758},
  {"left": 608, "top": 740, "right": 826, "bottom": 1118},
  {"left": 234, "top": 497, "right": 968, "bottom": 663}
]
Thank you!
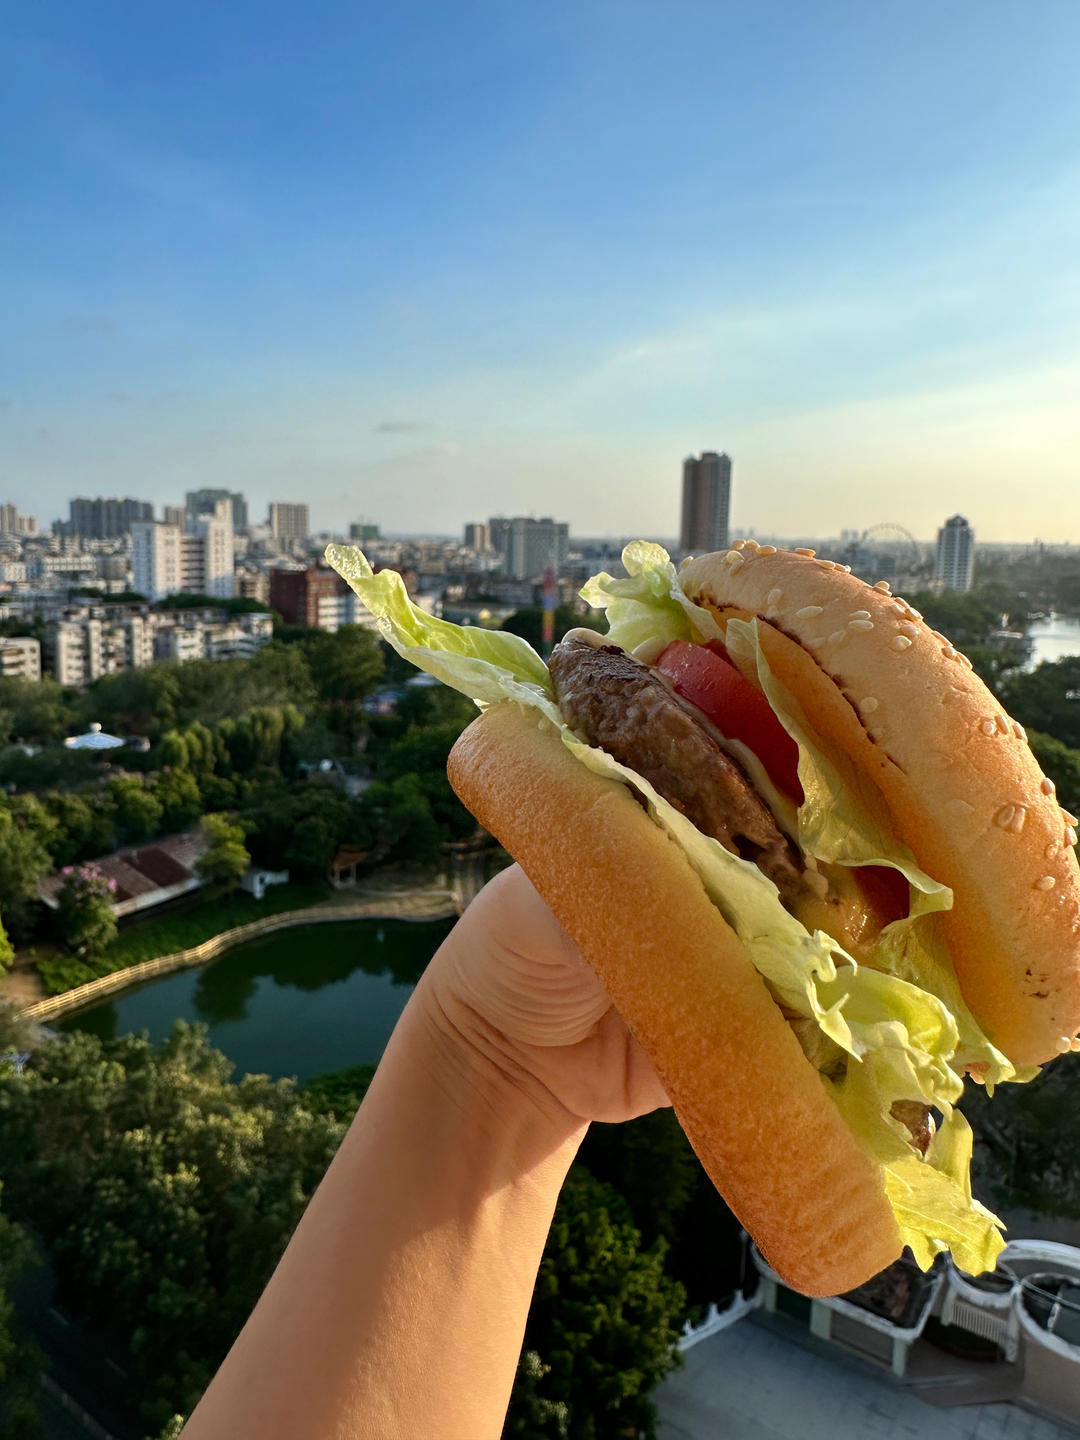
[{"left": 0, "top": 636, "right": 41, "bottom": 682}]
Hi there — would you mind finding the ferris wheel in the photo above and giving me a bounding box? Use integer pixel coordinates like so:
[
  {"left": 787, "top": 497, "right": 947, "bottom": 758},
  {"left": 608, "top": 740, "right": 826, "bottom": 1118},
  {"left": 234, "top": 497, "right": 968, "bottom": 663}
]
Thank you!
[{"left": 860, "top": 523, "right": 925, "bottom": 570}]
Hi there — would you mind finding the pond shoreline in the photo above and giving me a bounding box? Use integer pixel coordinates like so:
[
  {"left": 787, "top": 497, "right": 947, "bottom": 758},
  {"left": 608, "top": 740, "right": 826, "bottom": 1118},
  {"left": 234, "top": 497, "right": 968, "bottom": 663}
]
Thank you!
[{"left": 23, "top": 885, "right": 460, "bottom": 1024}]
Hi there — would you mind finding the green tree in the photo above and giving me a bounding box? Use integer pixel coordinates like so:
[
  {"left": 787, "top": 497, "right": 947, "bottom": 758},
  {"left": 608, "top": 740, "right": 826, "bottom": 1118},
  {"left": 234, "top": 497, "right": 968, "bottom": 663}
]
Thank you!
[
  {"left": 153, "top": 770, "right": 203, "bottom": 833},
  {"left": 0, "top": 676, "right": 76, "bottom": 745},
  {"left": 0, "top": 806, "right": 51, "bottom": 940},
  {"left": 1027, "top": 730, "right": 1080, "bottom": 821},
  {"left": 506, "top": 1168, "right": 685, "bottom": 1440},
  {"left": 110, "top": 776, "right": 165, "bottom": 844},
  {"left": 364, "top": 774, "right": 443, "bottom": 865},
  {"left": 54, "top": 865, "right": 118, "bottom": 957},
  {"left": 501, "top": 605, "right": 604, "bottom": 653},
  {"left": 1001, "top": 658, "right": 1080, "bottom": 750},
  {"left": 196, "top": 815, "right": 251, "bottom": 892},
  {"left": 0, "top": 1185, "right": 44, "bottom": 1438},
  {"left": 303, "top": 625, "right": 385, "bottom": 705},
  {"left": 0, "top": 1024, "right": 344, "bottom": 1426},
  {"left": 42, "top": 792, "right": 117, "bottom": 866},
  {"left": 965, "top": 1058, "right": 1080, "bottom": 1218},
  {"left": 0, "top": 913, "right": 13, "bottom": 976},
  {"left": 83, "top": 666, "right": 182, "bottom": 738}
]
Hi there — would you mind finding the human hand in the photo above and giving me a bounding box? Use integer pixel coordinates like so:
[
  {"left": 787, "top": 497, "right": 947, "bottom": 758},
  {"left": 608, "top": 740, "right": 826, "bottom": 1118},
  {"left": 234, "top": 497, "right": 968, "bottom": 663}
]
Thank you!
[{"left": 419, "top": 864, "right": 670, "bottom": 1127}]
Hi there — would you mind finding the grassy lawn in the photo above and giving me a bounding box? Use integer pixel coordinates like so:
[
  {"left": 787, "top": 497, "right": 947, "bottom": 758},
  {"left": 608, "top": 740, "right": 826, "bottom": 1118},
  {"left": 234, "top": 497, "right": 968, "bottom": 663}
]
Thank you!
[{"left": 37, "top": 881, "right": 333, "bottom": 996}]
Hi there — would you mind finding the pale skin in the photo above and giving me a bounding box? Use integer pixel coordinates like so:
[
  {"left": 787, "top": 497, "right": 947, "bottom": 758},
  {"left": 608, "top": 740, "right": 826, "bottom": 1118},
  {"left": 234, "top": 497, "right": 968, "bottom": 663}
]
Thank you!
[{"left": 182, "top": 866, "right": 670, "bottom": 1440}]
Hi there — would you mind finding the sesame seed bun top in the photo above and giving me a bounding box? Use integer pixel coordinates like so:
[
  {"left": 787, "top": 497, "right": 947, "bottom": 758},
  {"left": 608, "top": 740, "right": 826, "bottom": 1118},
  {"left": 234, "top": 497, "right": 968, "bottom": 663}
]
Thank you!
[{"left": 679, "top": 542, "right": 1080, "bottom": 1067}]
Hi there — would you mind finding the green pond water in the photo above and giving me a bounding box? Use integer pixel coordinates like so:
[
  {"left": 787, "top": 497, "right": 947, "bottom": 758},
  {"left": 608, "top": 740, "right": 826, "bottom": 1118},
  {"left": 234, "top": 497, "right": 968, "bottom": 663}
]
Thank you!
[{"left": 60, "top": 918, "right": 456, "bottom": 1082}]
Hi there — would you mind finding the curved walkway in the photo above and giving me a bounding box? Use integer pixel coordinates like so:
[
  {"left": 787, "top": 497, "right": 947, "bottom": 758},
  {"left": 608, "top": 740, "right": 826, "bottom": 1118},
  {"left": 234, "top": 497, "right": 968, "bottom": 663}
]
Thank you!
[{"left": 23, "top": 884, "right": 459, "bottom": 1023}]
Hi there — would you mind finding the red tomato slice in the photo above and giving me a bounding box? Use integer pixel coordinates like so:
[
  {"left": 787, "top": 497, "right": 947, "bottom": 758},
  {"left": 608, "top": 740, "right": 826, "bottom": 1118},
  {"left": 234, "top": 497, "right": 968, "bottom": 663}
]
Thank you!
[{"left": 656, "top": 640, "right": 803, "bottom": 799}]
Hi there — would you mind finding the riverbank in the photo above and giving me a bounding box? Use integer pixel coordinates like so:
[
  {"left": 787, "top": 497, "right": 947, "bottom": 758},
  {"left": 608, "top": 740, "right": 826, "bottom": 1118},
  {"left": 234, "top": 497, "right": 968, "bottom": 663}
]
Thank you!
[{"left": 4, "top": 869, "right": 460, "bottom": 1020}]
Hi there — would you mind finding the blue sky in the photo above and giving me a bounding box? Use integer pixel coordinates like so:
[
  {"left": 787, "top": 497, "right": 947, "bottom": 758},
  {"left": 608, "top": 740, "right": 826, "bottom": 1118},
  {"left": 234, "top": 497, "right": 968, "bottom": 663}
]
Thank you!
[{"left": 4, "top": 1, "right": 1080, "bottom": 541}]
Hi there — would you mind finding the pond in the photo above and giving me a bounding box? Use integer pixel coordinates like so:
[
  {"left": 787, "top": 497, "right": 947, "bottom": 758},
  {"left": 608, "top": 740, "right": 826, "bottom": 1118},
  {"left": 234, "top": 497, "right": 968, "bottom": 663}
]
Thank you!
[{"left": 60, "top": 917, "right": 456, "bottom": 1083}]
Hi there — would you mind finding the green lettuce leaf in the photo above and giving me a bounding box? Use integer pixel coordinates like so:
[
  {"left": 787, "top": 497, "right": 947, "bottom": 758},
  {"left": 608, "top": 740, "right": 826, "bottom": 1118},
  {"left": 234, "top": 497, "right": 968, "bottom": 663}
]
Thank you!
[
  {"left": 580, "top": 540, "right": 724, "bottom": 652},
  {"left": 324, "top": 544, "right": 559, "bottom": 716},
  {"left": 326, "top": 539, "right": 1015, "bottom": 1272}
]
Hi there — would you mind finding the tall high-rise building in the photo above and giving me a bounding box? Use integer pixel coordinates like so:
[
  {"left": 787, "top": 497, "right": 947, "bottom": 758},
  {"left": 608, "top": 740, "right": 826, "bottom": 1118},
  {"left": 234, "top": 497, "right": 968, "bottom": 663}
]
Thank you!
[
  {"left": 269, "top": 502, "right": 310, "bottom": 542},
  {"left": 488, "top": 518, "right": 511, "bottom": 563},
  {"left": 186, "top": 488, "right": 248, "bottom": 532},
  {"left": 69, "top": 496, "right": 153, "bottom": 539},
  {"left": 464, "top": 522, "right": 489, "bottom": 552},
  {"left": 679, "top": 452, "right": 732, "bottom": 553},
  {"left": 935, "top": 514, "right": 975, "bottom": 592}
]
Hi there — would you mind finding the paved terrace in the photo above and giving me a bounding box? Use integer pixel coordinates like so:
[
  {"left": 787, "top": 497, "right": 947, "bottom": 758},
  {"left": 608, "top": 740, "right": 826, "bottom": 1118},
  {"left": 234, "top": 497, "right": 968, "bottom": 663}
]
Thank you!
[{"left": 657, "top": 1315, "right": 1078, "bottom": 1440}]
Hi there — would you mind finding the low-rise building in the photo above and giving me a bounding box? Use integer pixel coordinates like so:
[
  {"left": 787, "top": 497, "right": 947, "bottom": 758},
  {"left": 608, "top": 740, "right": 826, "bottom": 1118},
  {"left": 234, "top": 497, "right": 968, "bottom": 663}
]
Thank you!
[{"left": 0, "top": 636, "right": 41, "bottom": 682}]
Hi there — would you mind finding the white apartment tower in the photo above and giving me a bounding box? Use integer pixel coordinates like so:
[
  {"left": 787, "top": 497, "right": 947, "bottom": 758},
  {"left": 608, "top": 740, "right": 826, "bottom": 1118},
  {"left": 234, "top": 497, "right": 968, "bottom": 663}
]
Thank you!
[
  {"left": 133, "top": 501, "right": 233, "bottom": 602},
  {"left": 132, "top": 521, "right": 182, "bottom": 601},
  {"left": 935, "top": 514, "right": 975, "bottom": 592}
]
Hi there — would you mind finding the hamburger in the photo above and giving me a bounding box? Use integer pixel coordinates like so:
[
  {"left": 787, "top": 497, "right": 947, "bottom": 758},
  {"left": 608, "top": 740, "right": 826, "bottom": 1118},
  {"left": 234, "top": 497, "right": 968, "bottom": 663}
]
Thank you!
[{"left": 326, "top": 538, "right": 1080, "bottom": 1296}]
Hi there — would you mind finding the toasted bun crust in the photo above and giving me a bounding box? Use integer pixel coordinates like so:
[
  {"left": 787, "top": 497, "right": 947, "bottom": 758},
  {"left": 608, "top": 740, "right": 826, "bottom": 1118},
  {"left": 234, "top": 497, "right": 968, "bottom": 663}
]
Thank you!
[
  {"left": 449, "top": 701, "right": 902, "bottom": 1296},
  {"left": 680, "top": 544, "right": 1080, "bottom": 1066}
]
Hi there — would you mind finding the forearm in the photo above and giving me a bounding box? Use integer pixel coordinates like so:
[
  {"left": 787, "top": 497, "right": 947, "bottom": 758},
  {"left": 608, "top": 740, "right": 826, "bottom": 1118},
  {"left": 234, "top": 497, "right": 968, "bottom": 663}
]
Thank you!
[{"left": 183, "top": 974, "right": 586, "bottom": 1440}]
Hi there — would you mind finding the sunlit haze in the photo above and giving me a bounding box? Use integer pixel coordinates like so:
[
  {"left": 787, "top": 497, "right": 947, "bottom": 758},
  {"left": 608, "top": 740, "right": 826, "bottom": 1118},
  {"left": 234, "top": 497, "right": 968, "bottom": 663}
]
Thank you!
[{"left": 5, "top": 3, "right": 1080, "bottom": 542}]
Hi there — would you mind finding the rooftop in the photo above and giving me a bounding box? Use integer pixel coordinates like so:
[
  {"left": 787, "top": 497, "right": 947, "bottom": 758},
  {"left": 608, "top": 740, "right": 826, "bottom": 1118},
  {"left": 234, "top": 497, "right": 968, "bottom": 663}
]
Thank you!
[{"left": 657, "top": 1314, "right": 1078, "bottom": 1440}]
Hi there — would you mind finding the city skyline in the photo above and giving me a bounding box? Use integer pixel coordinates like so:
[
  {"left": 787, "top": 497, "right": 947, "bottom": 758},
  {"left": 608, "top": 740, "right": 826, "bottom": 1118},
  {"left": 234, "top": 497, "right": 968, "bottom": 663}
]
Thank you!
[{"left": 5, "top": 5, "right": 1080, "bottom": 542}]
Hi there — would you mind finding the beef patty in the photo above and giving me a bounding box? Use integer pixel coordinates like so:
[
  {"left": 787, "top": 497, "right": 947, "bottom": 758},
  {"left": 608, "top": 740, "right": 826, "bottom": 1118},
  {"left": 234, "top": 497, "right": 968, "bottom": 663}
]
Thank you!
[{"left": 549, "top": 638, "right": 804, "bottom": 904}]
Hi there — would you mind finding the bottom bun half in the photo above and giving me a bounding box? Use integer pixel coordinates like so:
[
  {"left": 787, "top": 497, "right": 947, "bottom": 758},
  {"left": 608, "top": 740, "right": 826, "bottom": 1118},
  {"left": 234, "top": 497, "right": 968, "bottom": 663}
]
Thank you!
[{"left": 448, "top": 701, "right": 903, "bottom": 1297}]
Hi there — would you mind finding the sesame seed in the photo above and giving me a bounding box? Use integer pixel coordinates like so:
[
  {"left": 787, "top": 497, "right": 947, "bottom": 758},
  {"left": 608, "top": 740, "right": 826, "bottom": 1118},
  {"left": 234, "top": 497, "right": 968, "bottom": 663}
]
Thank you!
[
  {"left": 994, "top": 805, "right": 1016, "bottom": 829},
  {"left": 931, "top": 631, "right": 948, "bottom": 643},
  {"left": 794, "top": 547, "right": 816, "bottom": 558},
  {"left": 1058, "top": 1036, "right": 1072, "bottom": 1053},
  {"left": 958, "top": 653, "right": 973, "bottom": 669},
  {"left": 1072, "top": 1037, "right": 1080, "bottom": 1053},
  {"left": 744, "top": 538, "right": 761, "bottom": 549},
  {"left": 848, "top": 619, "right": 875, "bottom": 631},
  {"left": 795, "top": 605, "right": 824, "bottom": 619},
  {"left": 890, "top": 635, "right": 913, "bottom": 652},
  {"left": 1067, "top": 826, "right": 1078, "bottom": 848},
  {"left": 907, "top": 607, "right": 923, "bottom": 621},
  {"left": 758, "top": 545, "right": 777, "bottom": 556},
  {"left": 1012, "top": 720, "right": 1025, "bottom": 739},
  {"left": 827, "top": 629, "right": 847, "bottom": 644},
  {"left": 996, "top": 714, "right": 1011, "bottom": 734},
  {"left": 722, "top": 550, "right": 745, "bottom": 568},
  {"left": 890, "top": 601, "right": 908, "bottom": 614},
  {"left": 860, "top": 697, "right": 880, "bottom": 713},
  {"left": 1042, "top": 777, "right": 1056, "bottom": 795},
  {"left": 868, "top": 726, "right": 886, "bottom": 742},
  {"left": 1036, "top": 875, "right": 1057, "bottom": 891},
  {"left": 943, "top": 645, "right": 958, "bottom": 659},
  {"left": 766, "top": 587, "right": 783, "bottom": 607},
  {"left": 1046, "top": 842, "right": 1061, "bottom": 860},
  {"left": 732, "top": 539, "right": 748, "bottom": 551},
  {"left": 980, "top": 720, "right": 997, "bottom": 736},
  {"left": 898, "top": 622, "right": 919, "bottom": 638},
  {"left": 849, "top": 610, "right": 872, "bottom": 620},
  {"left": 873, "top": 580, "right": 892, "bottom": 593},
  {"left": 1003, "top": 805, "right": 1027, "bottom": 834},
  {"left": 1062, "top": 809, "right": 1079, "bottom": 826},
  {"left": 840, "top": 564, "right": 852, "bottom": 573}
]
